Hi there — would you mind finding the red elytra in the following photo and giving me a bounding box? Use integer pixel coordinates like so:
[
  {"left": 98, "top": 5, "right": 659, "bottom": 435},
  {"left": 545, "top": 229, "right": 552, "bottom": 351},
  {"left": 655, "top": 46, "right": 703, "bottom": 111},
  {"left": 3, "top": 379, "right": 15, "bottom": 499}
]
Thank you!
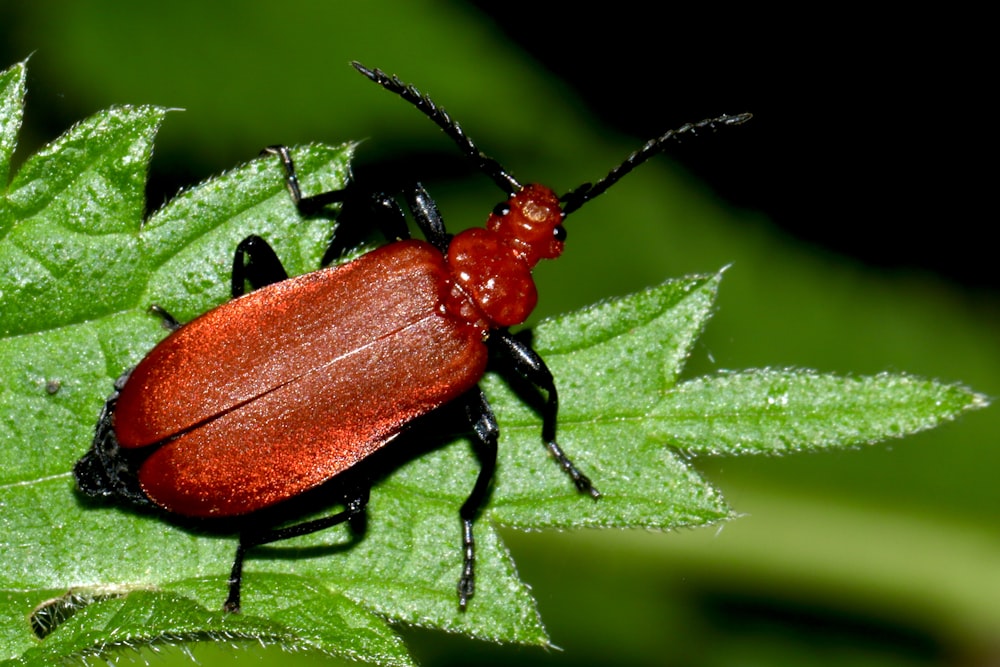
[
  {"left": 74, "top": 62, "right": 749, "bottom": 613},
  {"left": 118, "top": 241, "right": 489, "bottom": 517}
]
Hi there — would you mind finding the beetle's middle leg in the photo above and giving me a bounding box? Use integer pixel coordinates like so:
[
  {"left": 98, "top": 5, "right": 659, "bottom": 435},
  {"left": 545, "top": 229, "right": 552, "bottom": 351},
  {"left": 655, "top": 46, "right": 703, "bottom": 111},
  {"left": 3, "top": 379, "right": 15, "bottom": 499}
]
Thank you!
[
  {"left": 456, "top": 387, "right": 499, "bottom": 610},
  {"left": 231, "top": 235, "right": 289, "bottom": 297},
  {"left": 263, "top": 145, "right": 412, "bottom": 264}
]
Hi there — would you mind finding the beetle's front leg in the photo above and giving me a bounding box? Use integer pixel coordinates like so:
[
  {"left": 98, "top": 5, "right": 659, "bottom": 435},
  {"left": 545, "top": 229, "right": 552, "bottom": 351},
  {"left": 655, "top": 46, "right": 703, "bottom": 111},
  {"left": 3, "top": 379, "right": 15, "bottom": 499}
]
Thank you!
[
  {"left": 404, "top": 183, "right": 450, "bottom": 254},
  {"left": 492, "top": 330, "right": 601, "bottom": 499}
]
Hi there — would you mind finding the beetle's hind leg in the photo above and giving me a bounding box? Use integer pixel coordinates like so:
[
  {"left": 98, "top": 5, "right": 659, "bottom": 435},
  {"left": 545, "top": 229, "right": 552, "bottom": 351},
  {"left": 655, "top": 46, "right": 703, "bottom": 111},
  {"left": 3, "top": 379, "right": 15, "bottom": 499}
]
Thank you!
[
  {"left": 147, "top": 304, "right": 182, "bottom": 331},
  {"left": 223, "top": 489, "right": 370, "bottom": 613}
]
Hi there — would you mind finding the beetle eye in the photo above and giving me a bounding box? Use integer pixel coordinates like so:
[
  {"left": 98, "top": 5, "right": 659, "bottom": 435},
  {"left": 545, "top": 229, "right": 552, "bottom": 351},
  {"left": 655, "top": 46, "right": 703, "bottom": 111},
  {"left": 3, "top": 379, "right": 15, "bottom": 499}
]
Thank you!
[
  {"left": 553, "top": 225, "right": 567, "bottom": 242},
  {"left": 492, "top": 203, "right": 510, "bottom": 217}
]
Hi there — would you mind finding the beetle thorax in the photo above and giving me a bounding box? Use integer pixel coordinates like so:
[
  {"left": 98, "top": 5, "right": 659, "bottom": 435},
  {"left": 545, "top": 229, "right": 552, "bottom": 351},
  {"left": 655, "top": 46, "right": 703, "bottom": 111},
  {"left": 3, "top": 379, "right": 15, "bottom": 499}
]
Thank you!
[{"left": 444, "top": 184, "right": 565, "bottom": 330}]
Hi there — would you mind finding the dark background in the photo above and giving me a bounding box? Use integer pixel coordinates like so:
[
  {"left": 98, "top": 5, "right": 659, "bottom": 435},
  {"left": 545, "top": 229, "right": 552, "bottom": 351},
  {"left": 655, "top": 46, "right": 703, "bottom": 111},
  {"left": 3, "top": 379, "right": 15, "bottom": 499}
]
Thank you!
[{"left": 475, "top": 3, "right": 994, "bottom": 290}]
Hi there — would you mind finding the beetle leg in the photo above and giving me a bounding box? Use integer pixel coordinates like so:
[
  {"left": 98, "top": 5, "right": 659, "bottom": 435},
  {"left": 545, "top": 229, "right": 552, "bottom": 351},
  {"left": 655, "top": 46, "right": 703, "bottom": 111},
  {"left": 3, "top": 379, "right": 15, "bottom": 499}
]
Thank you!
[
  {"left": 312, "top": 187, "right": 411, "bottom": 266},
  {"left": 261, "top": 145, "right": 306, "bottom": 205},
  {"left": 404, "top": 183, "right": 451, "bottom": 254},
  {"left": 263, "top": 145, "right": 413, "bottom": 264},
  {"left": 456, "top": 387, "right": 499, "bottom": 609},
  {"left": 264, "top": 144, "right": 350, "bottom": 215},
  {"left": 341, "top": 189, "right": 410, "bottom": 242},
  {"left": 231, "top": 235, "right": 290, "bottom": 297},
  {"left": 147, "top": 304, "right": 182, "bottom": 331},
  {"left": 223, "top": 489, "right": 370, "bottom": 613},
  {"left": 492, "top": 330, "right": 601, "bottom": 499}
]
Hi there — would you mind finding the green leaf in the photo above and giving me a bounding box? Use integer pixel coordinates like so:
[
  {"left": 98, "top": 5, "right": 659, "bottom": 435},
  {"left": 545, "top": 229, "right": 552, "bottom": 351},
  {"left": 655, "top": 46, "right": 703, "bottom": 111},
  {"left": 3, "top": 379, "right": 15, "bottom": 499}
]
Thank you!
[
  {"left": 0, "top": 59, "right": 25, "bottom": 190},
  {"left": 0, "top": 59, "right": 989, "bottom": 665},
  {"left": 4, "top": 583, "right": 409, "bottom": 667},
  {"left": 479, "top": 274, "right": 732, "bottom": 530},
  {"left": 651, "top": 369, "right": 987, "bottom": 456}
]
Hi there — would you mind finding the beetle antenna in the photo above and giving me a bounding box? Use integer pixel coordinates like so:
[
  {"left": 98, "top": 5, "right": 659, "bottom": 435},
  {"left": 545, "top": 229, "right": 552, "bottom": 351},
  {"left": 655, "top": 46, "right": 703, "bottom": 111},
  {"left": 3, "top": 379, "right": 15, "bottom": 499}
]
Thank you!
[
  {"left": 560, "top": 112, "right": 752, "bottom": 215},
  {"left": 352, "top": 62, "right": 523, "bottom": 196}
]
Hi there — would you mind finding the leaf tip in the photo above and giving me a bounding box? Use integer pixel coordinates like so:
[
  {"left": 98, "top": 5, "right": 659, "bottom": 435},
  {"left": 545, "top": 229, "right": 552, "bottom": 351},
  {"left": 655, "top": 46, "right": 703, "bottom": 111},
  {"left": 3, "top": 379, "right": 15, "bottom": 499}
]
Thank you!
[{"left": 969, "top": 390, "right": 991, "bottom": 410}]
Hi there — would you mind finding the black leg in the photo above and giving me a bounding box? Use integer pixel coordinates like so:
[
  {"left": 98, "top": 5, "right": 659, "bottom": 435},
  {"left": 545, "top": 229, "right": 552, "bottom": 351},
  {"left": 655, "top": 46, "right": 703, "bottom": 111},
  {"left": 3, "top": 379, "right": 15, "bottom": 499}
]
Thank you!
[
  {"left": 147, "top": 304, "right": 182, "bottom": 331},
  {"left": 404, "top": 182, "right": 450, "bottom": 254},
  {"left": 456, "top": 388, "right": 499, "bottom": 609},
  {"left": 316, "top": 187, "right": 413, "bottom": 266},
  {"left": 492, "top": 330, "right": 600, "bottom": 499},
  {"left": 261, "top": 146, "right": 306, "bottom": 206},
  {"left": 231, "top": 235, "right": 289, "bottom": 298},
  {"left": 223, "top": 489, "right": 370, "bottom": 613},
  {"left": 263, "top": 145, "right": 415, "bottom": 263},
  {"left": 350, "top": 190, "right": 411, "bottom": 243}
]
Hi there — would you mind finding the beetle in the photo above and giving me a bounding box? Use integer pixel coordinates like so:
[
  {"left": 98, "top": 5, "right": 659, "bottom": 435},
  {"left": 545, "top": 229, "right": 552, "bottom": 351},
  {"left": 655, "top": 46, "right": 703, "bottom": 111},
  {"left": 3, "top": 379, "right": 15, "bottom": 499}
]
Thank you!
[{"left": 74, "top": 61, "right": 749, "bottom": 613}]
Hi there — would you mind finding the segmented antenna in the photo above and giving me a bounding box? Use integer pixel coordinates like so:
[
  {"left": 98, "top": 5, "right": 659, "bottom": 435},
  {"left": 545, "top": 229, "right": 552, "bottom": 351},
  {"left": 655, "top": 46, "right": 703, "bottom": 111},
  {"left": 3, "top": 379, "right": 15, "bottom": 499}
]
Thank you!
[
  {"left": 352, "top": 62, "right": 523, "bottom": 196},
  {"left": 560, "top": 113, "right": 752, "bottom": 215}
]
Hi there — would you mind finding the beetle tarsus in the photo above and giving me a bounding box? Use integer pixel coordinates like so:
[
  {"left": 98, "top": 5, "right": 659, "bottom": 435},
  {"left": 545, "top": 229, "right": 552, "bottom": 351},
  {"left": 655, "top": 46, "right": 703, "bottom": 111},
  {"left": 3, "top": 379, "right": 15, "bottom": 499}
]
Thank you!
[
  {"left": 547, "top": 439, "right": 601, "bottom": 499},
  {"left": 147, "top": 304, "right": 181, "bottom": 331},
  {"left": 455, "top": 388, "right": 499, "bottom": 608},
  {"left": 458, "top": 517, "right": 475, "bottom": 610},
  {"left": 261, "top": 145, "right": 304, "bottom": 205},
  {"left": 491, "top": 330, "right": 601, "bottom": 498},
  {"left": 263, "top": 147, "right": 420, "bottom": 263}
]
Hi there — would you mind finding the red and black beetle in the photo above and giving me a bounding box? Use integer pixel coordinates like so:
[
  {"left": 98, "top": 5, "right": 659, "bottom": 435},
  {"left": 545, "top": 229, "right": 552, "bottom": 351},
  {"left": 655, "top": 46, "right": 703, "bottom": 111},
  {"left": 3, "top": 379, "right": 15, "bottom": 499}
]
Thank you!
[{"left": 74, "top": 62, "right": 749, "bottom": 612}]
